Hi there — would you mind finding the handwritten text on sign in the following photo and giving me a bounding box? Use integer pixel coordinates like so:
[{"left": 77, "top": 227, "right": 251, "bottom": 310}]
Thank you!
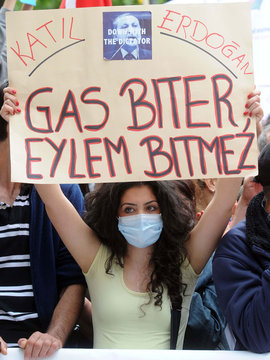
[{"left": 6, "top": 3, "right": 256, "bottom": 183}]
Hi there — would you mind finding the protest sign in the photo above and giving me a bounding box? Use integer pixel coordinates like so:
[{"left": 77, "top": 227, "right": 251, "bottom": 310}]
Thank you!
[{"left": 6, "top": 3, "right": 256, "bottom": 183}]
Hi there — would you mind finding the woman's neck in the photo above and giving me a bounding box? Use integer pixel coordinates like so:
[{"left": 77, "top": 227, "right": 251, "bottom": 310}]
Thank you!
[
  {"left": 123, "top": 245, "right": 154, "bottom": 293},
  {"left": 125, "top": 244, "right": 153, "bottom": 268}
]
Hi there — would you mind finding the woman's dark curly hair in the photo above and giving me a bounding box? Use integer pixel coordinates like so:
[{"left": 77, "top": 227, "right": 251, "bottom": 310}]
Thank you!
[{"left": 83, "top": 181, "right": 194, "bottom": 309}]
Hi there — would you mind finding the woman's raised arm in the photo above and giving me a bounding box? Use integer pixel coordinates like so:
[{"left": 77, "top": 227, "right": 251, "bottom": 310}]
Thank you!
[
  {"left": 186, "top": 88, "right": 264, "bottom": 274},
  {"left": 186, "top": 176, "right": 242, "bottom": 274},
  {"left": 36, "top": 184, "right": 100, "bottom": 272}
]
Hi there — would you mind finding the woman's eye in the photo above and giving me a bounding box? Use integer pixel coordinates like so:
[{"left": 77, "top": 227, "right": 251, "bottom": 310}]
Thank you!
[
  {"left": 147, "top": 205, "right": 158, "bottom": 212},
  {"left": 124, "top": 207, "right": 134, "bottom": 214}
]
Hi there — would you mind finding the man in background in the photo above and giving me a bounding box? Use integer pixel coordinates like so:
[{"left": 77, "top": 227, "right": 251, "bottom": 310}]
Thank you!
[
  {"left": 213, "top": 142, "right": 270, "bottom": 353},
  {"left": 0, "top": 2, "right": 87, "bottom": 356}
]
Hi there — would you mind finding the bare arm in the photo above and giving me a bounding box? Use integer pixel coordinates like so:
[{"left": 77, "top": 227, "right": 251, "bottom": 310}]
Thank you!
[
  {"left": 186, "top": 177, "right": 242, "bottom": 274},
  {"left": 47, "top": 284, "right": 85, "bottom": 345},
  {"left": 2, "top": 0, "right": 16, "bottom": 10},
  {"left": 18, "top": 284, "right": 85, "bottom": 359},
  {"left": 0, "top": 336, "right": 8, "bottom": 355},
  {"left": 186, "top": 89, "right": 264, "bottom": 274},
  {"left": 21, "top": 3, "right": 34, "bottom": 10}
]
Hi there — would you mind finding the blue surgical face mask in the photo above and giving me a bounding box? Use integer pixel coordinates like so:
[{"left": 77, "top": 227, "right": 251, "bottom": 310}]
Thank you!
[{"left": 118, "top": 213, "right": 163, "bottom": 248}]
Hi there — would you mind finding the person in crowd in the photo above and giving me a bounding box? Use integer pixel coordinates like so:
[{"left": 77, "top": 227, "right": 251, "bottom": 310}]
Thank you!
[
  {"left": 228, "top": 175, "right": 263, "bottom": 230},
  {"left": 0, "top": 0, "right": 34, "bottom": 84},
  {"left": 171, "top": 180, "right": 196, "bottom": 222},
  {"left": 193, "top": 179, "right": 217, "bottom": 221},
  {"left": 178, "top": 173, "right": 263, "bottom": 350},
  {"left": 211, "top": 174, "right": 263, "bottom": 350},
  {"left": 0, "top": 0, "right": 27, "bottom": 85},
  {"left": 189, "top": 171, "right": 263, "bottom": 350},
  {"left": 1, "top": 86, "right": 263, "bottom": 350},
  {"left": 0, "top": 79, "right": 87, "bottom": 359},
  {"left": 213, "top": 142, "right": 270, "bottom": 353},
  {"left": 176, "top": 178, "right": 229, "bottom": 350},
  {"left": 0, "top": 1, "right": 88, "bottom": 357},
  {"left": 258, "top": 123, "right": 270, "bottom": 152},
  {"left": 104, "top": 12, "right": 151, "bottom": 61},
  {"left": 0, "top": 0, "right": 13, "bottom": 85},
  {"left": 260, "top": 113, "right": 270, "bottom": 129}
]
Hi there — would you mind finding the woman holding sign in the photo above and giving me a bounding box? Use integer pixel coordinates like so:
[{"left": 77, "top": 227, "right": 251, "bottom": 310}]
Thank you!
[{"left": 1, "top": 87, "right": 263, "bottom": 350}]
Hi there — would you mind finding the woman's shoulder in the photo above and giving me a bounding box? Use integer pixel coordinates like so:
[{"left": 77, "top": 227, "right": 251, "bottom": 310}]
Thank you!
[{"left": 84, "top": 243, "right": 112, "bottom": 276}]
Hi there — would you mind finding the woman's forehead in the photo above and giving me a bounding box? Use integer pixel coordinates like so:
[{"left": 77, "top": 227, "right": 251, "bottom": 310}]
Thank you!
[{"left": 120, "top": 184, "right": 157, "bottom": 202}]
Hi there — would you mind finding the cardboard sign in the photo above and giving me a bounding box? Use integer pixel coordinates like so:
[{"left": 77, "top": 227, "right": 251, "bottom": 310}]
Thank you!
[{"left": 6, "top": 3, "right": 257, "bottom": 184}]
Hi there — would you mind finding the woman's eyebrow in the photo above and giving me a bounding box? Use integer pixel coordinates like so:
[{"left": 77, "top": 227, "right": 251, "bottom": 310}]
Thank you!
[
  {"left": 144, "top": 200, "right": 158, "bottom": 205},
  {"left": 119, "top": 202, "right": 137, "bottom": 208},
  {"left": 120, "top": 200, "right": 158, "bottom": 207}
]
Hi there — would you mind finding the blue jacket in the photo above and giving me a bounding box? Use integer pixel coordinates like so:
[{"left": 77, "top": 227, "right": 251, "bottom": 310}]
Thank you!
[
  {"left": 29, "top": 184, "right": 86, "bottom": 331},
  {"left": 183, "top": 255, "right": 228, "bottom": 350},
  {"left": 213, "top": 220, "right": 270, "bottom": 353}
]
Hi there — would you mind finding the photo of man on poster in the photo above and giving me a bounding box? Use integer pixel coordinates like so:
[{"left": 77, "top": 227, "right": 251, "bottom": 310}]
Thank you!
[{"left": 103, "top": 11, "right": 152, "bottom": 60}]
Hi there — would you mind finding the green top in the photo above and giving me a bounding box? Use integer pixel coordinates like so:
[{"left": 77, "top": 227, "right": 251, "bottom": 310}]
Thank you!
[{"left": 84, "top": 244, "right": 199, "bottom": 349}]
